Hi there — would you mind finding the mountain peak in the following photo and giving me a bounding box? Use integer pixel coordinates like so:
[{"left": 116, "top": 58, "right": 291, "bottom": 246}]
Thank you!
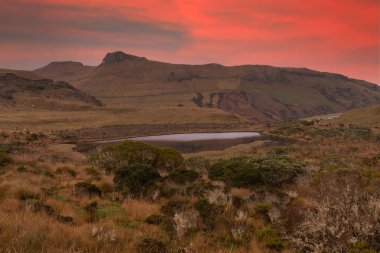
[{"left": 101, "top": 51, "right": 147, "bottom": 64}]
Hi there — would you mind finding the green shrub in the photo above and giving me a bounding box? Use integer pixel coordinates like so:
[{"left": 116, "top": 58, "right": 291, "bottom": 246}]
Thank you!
[
  {"left": 113, "top": 164, "right": 160, "bottom": 197},
  {"left": 157, "top": 147, "right": 184, "bottom": 171},
  {"left": 194, "top": 199, "right": 219, "bottom": 229},
  {"left": 93, "top": 141, "right": 185, "bottom": 173},
  {"left": 253, "top": 202, "right": 271, "bottom": 221},
  {"left": 185, "top": 182, "right": 216, "bottom": 197},
  {"left": 208, "top": 155, "right": 304, "bottom": 187},
  {"left": 0, "top": 141, "right": 21, "bottom": 153},
  {"left": 93, "top": 141, "right": 160, "bottom": 173},
  {"left": 17, "top": 165, "right": 27, "bottom": 172},
  {"left": 0, "top": 152, "right": 12, "bottom": 168},
  {"left": 168, "top": 168, "right": 199, "bottom": 184},
  {"left": 271, "top": 146, "right": 295, "bottom": 155},
  {"left": 99, "top": 182, "right": 114, "bottom": 194},
  {"left": 84, "top": 201, "right": 98, "bottom": 222},
  {"left": 145, "top": 214, "right": 165, "bottom": 225},
  {"left": 208, "top": 157, "right": 261, "bottom": 187},
  {"left": 85, "top": 167, "right": 101, "bottom": 180},
  {"left": 194, "top": 199, "right": 215, "bottom": 217},
  {"left": 185, "top": 156, "right": 210, "bottom": 173},
  {"left": 74, "top": 181, "right": 101, "bottom": 196},
  {"left": 43, "top": 170, "right": 55, "bottom": 178},
  {"left": 26, "top": 132, "right": 41, "bottom": 142},
  {"left": 256, "top": 226, "right": 286, "bottom": 251},
  {"left": 251, "top": 155, "right": 304, "bottom": 186},
  {"left": 137, "top": 237, "right": 167, "bottom": 253},
  {"left": 160, "top": 200, "right": 186, "bottom": 216},
  {"left": 96, "top": 203, "right": 125, "bottom": 219},
  {"left": 348, "top": 242, "right": 376, "bottom": 253},
  {"left": 16, "top": 188, "right": 40, "bottom": 201}
]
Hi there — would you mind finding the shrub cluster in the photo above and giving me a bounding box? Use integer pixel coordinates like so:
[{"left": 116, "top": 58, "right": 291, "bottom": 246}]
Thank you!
[
  {"left": 93, "top": 141, "right": 184, "bottom": 173},
  {"left": 0, "top": 151, "right": 12, "bottom": 168},
  {"left": 208, "top": 155, "right": 304, "bottom": 187},
  {"left": 74, "top": 182, "right": 102, "bottom": 197},
  {"left": 113, "top": 163, "right": 160, "bottom": 197},
  {"left": 167, "top": 168, "right": 199, "bottom": 184}
]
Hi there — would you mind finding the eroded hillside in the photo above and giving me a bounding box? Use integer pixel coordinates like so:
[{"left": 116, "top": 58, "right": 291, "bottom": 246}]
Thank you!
[{"left": 35, "top": 51, "right": 380, "bottom": 123}]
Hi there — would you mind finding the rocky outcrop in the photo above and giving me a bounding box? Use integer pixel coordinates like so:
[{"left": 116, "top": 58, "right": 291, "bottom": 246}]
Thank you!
[{"left": 101, "top": 51, "right": 147, "bottom": 64}]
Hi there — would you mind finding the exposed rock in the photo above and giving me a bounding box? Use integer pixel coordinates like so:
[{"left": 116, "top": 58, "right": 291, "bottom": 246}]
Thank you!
[{"left": 101, "top": 51, "right": 147, "bottom": 64}]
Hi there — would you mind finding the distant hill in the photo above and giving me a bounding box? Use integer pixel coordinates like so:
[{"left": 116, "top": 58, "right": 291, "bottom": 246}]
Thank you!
[
  {"left": 0, "top": 72, "right": 102, "bottom": 111},
  {"left": 333, "top": 105, "right": 380, "bottom": 128},
  {"left": 34, "top": 51, "right": 380, "bottom": 123}
]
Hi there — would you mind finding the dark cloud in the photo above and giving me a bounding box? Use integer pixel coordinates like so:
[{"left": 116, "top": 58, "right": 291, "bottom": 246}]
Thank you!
[{"left": 0, "top": 0, "right": 189, "bottom": 51}]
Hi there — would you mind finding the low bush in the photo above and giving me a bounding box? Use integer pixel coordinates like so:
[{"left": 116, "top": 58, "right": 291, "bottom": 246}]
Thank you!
[
  {"left": 16, "top": 188, "right": 40, "bottom": 201},
  {"left": 208, "top": 157, "right": 261, "bottom": 187},
  {"left": 55, "top": 166, "right": 77, "bottom": 177},
  {"left": 348, "top": 242, "right": 376, "bottom": 253},
  {"left": 92, "top": 141, "right": 160, "bottom": 173},
  {"left": 167, "top": 168, "right": 199, "bottom": 184},
  {"left": 84, "top": 201, "right": 98, "bottom": 222},
  {"left": 74, "top": 181, "right": 102, "bottom": 197},
  {"left": 194, "top": 199, "right": 220, "bottom": 229},
  {"left": 253, "top": 202, "right": 271, "bottom": 221},
  {"left": 185, "top": 156, "right": 210, "bottom": 173},
  {"left": 208, "top": 155, "right": 304, "bottom": 187},
  {"left": 251, "top": 155, "right": 304, "bottom": 186},
  {"left": 194, "top": 199, "right": 215, "bottom": 218},
  {"left": 157, "top": 147, "right": 184, "bottom": 171},
  {"left": 0, "top": 141, "right": 21, "bottom": 153},
  {"left": 113, "top": 164, "right": 160, "bottom": 197},
  {"left": 145, "top": 214, "right": 165, "bottom": 225},
  {"left": 137, "top": 237, "right": 167, "bottom": 253},
  {"left": 99, "top": 182, "right": 114, "bottom": 194},
  {"left": 256, "top": 226, "right": 286, "bottom": 251},
  {"left": 0, "top": 151, "right": 12, "bottom": 168},
  {"left": 93, "top": 141, "right": 185, "bottom": 174},
  {"left": 85, "top": 167, "right": 101, "bottom": 180},
  {"left": 160, "top": 200, "right": 187, "bottom": 216}
]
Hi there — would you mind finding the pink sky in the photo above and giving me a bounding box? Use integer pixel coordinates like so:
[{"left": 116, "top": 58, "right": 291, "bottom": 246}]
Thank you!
[{"left": 0, "top": 0, "right": 379, "bottom": 83}]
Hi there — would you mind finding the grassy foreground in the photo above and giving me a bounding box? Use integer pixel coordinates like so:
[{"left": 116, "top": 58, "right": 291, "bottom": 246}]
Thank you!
[{"left": 0, "top": 119, "right": 379, "bottom": 253}]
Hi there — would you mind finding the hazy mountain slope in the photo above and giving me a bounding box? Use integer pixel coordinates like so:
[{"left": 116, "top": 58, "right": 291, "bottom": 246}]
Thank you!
[
  {"left": 0, "top": 68, "right": 43, "bottom": 80},
  {"left": 333, "top": 105, "right": 380, "bottom": 127},
  {"left": 0, "top": 72, "right": 102, "bottom": 111},
  {"left": 35, "top": 51, "right": 380, "bottom": 123}
]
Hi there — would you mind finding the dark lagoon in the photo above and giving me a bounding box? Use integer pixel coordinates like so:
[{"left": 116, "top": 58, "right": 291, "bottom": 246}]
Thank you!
[{"left": 95, "top": 132, "right": 261, "bottom": 153}]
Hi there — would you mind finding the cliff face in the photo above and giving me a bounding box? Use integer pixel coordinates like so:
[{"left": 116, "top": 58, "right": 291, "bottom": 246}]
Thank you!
[
  {"left": 101, "top": 51, "right": 147, "bottom": 64},
  {"left": 34, "top": 51, "right": 380, "bottom": 123}
]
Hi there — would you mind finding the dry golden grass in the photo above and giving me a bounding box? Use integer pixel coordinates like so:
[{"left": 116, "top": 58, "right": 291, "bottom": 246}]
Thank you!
[
  {"left": 0, "top": 106, "right": 247, "bottom": 131},
  {"left": 5, "top": 121, "right": 376, "bottom": 252},
  {"left": 184, "top": 140, "right": 269, "bottom": 160},
  {"left": 121, "top": 198, "right": 162, "bottom": 221}
]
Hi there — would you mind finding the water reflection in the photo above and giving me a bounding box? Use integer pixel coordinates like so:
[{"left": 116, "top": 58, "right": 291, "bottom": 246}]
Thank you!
[{"left": 96, "top": 132, "right": 260, "bottom": 153}]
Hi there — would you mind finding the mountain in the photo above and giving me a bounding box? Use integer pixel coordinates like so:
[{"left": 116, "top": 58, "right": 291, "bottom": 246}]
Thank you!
[
  {"left": 0, "top": 71, "right": 102, "bottom": 111},
  {"left": 333, "top": 105, "right": 380, "bottom": 128},
  {"left": 34, "top": 51, "right": 380, "bottom": 123}
]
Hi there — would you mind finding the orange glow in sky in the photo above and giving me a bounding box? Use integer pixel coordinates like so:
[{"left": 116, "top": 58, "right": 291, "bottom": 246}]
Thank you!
[{"left": 0, "top": 0, "right": 379, "bottom": 83}]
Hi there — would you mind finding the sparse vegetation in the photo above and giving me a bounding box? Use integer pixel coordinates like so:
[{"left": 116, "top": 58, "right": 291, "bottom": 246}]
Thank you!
[{"left": 0, "top": 117, "right": 378, "bottom": 253}]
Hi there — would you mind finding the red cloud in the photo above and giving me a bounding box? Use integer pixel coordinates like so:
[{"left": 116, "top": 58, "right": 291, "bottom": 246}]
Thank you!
[{"left": 0, "top": 0, "right": 379, "bottom": 83}]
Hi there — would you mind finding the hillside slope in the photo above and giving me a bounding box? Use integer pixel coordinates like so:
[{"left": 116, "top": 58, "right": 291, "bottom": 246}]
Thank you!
[
  {"left": 333, "top": 105, "right": 380, "bottom": 128},
  {"left": 35, "top": 51, "right": 380, "bottom": 123},
  {"left": 0, "top": 72, "right": 102, "bottom": 111}
]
